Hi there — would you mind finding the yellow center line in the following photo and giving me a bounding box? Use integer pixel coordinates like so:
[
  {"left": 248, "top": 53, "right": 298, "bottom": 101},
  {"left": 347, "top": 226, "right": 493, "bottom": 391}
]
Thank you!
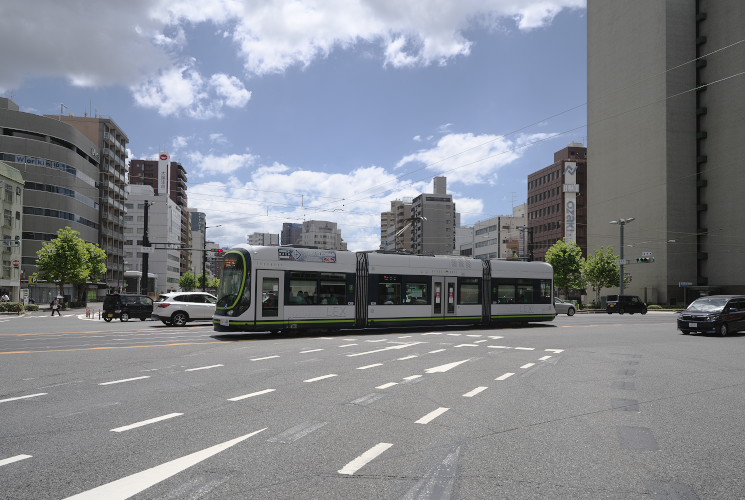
[{"left": 0, "top": 326, "right": 214, "bottom": 337}]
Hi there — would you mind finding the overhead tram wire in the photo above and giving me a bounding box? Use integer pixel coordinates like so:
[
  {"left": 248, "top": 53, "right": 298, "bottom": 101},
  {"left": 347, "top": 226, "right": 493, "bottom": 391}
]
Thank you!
[{"left": 146, "top": 38, "right": 745, "bottom": 227}]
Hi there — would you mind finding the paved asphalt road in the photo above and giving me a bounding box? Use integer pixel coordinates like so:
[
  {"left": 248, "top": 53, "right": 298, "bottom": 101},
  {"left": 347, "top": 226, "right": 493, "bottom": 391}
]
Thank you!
[{"left": 1, "top": 311, "right": 744, "bottom": 499}]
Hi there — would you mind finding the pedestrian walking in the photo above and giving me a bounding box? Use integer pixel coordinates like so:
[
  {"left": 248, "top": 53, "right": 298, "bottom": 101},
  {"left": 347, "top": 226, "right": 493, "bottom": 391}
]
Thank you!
[{"left": 50, "top": 298, "right": 61, "bottom": 316}]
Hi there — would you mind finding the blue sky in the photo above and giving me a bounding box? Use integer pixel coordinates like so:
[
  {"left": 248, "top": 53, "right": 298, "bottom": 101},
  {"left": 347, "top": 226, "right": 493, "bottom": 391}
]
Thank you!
[{"left": 1, "top": 0, "right": 587, "bottom": 251}]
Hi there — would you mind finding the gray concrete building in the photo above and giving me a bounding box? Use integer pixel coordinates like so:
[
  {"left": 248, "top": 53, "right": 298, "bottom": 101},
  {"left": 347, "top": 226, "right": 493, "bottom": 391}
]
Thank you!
[
  {"left": 0, "top": 161, "right": 24, "bottom": 301},
  {"left": 0, "top": 98, "right": 102, "bottom": 301},
  {"left": 380, "top": 199, "right": 414, "bottom": 252},
  {"left": 411, "top": 176, "right": 456, "bottom": 255},
  {"left": 248, "top": 232, "right": 279, "bottom": 246},
  {"left": 587, "top": 0, "right": 745, "bottom": 305},
  {"left": 49, "top": 114, "right": 128, "bottom": 292}
]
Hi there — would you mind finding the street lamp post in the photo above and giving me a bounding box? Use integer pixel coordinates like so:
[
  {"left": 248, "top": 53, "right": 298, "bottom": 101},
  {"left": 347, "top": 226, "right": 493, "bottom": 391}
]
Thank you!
[
  {"left": 610, "top": 217, "right": 635, "bottom": 295},
  {"left": 202, "top": 224, "right": 221, "bottom": 291}
]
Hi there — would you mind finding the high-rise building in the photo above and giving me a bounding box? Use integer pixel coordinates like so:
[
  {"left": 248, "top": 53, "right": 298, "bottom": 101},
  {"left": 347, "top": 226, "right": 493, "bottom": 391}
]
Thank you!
[
  {"left": 460, "top": 204, "right": 527, "bottom": 260},
  {"left": 129, "top": 158, "right": 191, "bottom": 276},
  {"left": 300, "top": 220, "right": 347, "bottom": 250},
  {"left": 527, "top": 143, "right": 587, "bottom": 261},
  {"left": 124, "top": 185, "right": 182, "bottom": 294},
  {"left": 411, "top": 177, "right": 456, "bottom": 255},
  {"left": 587, "top": 0, "right": 745, "bottom": 304},
  {"left": 281, "top": 222, "right": 302, "bottom": 246},
  {"left": 248, "top": 232, "right": 279, "bottom": 246},
  {"left": 380, "top": 199, "right": 413, "bottom": 251},
  {"left": 47, "top": 113, "right": 129, "bottom": 291},
  {"left": 0, "top": 98, "right": 103, "bottom": 301},
  {"left": 188, "top": 209, "right": 206, "bottom": 276}
]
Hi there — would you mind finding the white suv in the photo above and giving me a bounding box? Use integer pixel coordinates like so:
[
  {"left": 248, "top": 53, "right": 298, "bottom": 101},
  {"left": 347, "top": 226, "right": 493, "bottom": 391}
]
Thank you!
[{"left": 153, "top": 292, "right": 217, "bottom": 326}]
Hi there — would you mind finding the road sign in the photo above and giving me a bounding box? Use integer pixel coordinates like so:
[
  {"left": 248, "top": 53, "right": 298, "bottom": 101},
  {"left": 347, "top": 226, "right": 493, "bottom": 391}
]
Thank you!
[
  {"left": 641, "top": 251, "right": 653, "bottom": 256},
  {"left": 11, "top": 259, "right": 20, "bottom": 267},
  {"left": 618, "top": 259, "right": 629, "bottom": 265},
  {"left": 679, "top": 281, "right": 693, "bottom": 287},
  {"left": 29, "top": 275, "right": 38, "bottom": 284}
]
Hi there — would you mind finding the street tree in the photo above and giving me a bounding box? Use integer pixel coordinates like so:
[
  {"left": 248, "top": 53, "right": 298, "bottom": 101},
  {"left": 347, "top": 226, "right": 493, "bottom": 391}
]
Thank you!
[
  {"left": 179, "top": 271, "right": 197, "bottom": 291},
  {"left": 37, "top": 227, "right": 107, "bottom": 301},
  {"left": 544, "top": 238, "right": 585, "bottom": 298},
  {"left": 582, "top": 246, "right": 620, "bottom": 306}
]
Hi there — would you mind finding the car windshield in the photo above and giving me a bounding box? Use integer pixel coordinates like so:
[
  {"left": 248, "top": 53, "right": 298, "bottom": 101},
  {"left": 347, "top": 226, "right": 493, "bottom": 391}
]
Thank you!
[{"left": 686, "top": 297, "right": 729, "bottom": 313}]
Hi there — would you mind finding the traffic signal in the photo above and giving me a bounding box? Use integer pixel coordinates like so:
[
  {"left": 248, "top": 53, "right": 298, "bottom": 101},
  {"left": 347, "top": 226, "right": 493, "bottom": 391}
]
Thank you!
[{"left": 636, "top": 257, "right": 655, "bottom": 263}]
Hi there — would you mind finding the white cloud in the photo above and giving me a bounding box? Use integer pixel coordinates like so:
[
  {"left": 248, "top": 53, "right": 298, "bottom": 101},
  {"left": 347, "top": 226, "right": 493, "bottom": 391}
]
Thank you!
[
  {"left": 131, "top": 60, "right": 251, "bottom": 118},
  {"left": 397, "top": 131, "right": 556, "bottom": 185},
  {"left": 185, "top": 151, "right": 259, "bottom": 175},
  {"left": 0, "top": 0, "right": 585, "bottom": 94}
]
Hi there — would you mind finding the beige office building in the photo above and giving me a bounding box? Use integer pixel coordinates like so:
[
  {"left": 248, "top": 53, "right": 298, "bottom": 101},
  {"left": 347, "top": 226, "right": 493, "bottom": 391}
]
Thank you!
[{"left": 588, "top": 0, "right": 745, "bottom": 305}]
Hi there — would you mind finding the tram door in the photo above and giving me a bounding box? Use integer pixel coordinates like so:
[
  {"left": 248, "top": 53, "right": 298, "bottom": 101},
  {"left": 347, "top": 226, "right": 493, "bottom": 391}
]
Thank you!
[
  {"left": 432, "top": 277, "right": 457, "bottom": 319},
  {"left": 256, "top": 270, "right": 283, "bottom": 322}
]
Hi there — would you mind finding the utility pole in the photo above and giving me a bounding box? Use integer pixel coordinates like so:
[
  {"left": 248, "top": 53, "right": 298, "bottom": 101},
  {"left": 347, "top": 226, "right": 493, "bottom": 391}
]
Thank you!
[
  {"left": 140, "top": 201, "right": 152, "bottom": 295},
  {"left": 610, "top": 217, "right": 635, "bottom": 295},
  {"left": 202, "top": 224, "right": 221, "bottom": 291}
]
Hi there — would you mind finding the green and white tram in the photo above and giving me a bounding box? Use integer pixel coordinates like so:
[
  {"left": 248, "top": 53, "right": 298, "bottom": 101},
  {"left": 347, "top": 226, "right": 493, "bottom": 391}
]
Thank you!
[{"left": 213, "top": 245, "right": 556, "bottom": 333}]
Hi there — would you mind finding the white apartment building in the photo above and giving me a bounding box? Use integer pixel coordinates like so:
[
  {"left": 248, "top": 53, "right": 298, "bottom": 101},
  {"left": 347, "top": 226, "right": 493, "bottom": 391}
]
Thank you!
[
  {"left": 248, "top": 232, "right": 279, "bottom": 246},
  {"left": 124, "top": 185, "right": 182, "bottom": 294},
  {"left": 300, "top": 220, "right": 347, "bottom": 250},
  {"left": 460, "top": 205, "right": 527, "bottom": 260}
]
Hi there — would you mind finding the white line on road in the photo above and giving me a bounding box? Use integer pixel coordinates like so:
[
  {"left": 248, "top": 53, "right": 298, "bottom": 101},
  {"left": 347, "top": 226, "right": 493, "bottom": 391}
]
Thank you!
[
  {"left": 251, "top": 355, "right": 280, "bottom": 361},
  {"left": 346, "top": 342, "right": 422, "bottom": 357},
  {"left": 304, "top": 374, "right": 337, "bottom": 383},
  {"left": 416, "top": 407, "right": 449, "bottom": 424},
  {"left": 463, "top": 386, "right": 488, "bottom": 398},
  {"left": 455, "top": 344, "right": 478, "bottom": 348},
  {"left": 520, "top": 363, "right": 536, "bottom": 369},
  {"left": 63, "top": 429, "right": 266, "bottom": 499},
  {"left": 111, "top": 413, "right": 183, "bottom": 433},
  {"left": 0, "top": 454, "right": 32, "bottom": 467},
  {"left": 99, "top": 376, "right": 150, "bottom": 386},
  {"left": 425, "top": 359, "right": 470, "bottom": 373},
  {"left": 546, "top": 349, "right": 564, "bottom": 353},
  {"left": 397, "top": 355, "right": 418, "bottom": 360},
  {"left": 376, "top": 382, "right": 398, "bottom": 389},
  {"left": 496, "top": 372, "right": 515, "bottom": 381},
  {"left": 428, "top": 349, "right": 446, "bottom": 354},
  {"left": 338, "top": 344, "right": 358, "bottom": 348},
  {"left": 0, "top": 393, "right": 47, "bottom": 404},
  {"left": 338, "top": 443, "right": 393, "bottom": 475},
  {"left": 300, "top": 349, "right": 324, "bottom": 353},
  {"left": 538, "top": 356, "right": 552, "bottom": 361},
  {"left": 403, "top": 375, "right": 422, "bottom": 381},
  {"left": 487, "top": 345, "right": 510, "bottom": 349},
  {"left": 357, "top": 363, "right": 383, "bottom": 370},
  {"left": 514, "top": 347, "right": 535, "bottom": 351},
  {"left": 185, "top": 364, "right": 223, "bottom": 372},
  {"left": 228, "top": 389, "right": 276, "bottom": 401}
]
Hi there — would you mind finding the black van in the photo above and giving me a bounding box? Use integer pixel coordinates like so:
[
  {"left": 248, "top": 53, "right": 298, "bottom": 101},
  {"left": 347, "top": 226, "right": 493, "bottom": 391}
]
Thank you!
[
  {"left": 606, "top": 295, "right": 647, "bottom": 315},
  {"left": 102, "top": 294, "right": 154, "bottom": 322}
]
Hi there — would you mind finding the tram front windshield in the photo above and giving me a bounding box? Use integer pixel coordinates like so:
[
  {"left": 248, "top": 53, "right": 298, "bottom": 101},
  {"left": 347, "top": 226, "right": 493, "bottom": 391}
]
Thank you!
[{"left": 216, "top": 251, "right": 251, "bottom": 311}]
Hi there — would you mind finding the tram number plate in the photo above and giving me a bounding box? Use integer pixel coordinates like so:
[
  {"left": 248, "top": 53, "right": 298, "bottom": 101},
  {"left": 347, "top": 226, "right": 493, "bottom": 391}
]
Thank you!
[
  {"left": 220, "top": 319, "right": 230, "bottom": 326},
  {"left": 688, "top": 322, "right": 697, "bottom": 327}
]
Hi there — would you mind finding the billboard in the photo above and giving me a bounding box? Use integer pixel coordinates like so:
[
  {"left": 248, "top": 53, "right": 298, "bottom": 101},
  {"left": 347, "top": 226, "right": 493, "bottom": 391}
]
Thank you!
[{"left": 157, "top": 152, "right": 170, "bottom": 197}]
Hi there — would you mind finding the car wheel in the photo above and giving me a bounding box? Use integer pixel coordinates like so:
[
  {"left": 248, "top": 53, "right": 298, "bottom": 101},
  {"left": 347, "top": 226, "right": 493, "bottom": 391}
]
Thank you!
[
  {"left": 619, "top": 308, "right": 625, "bottom": 315},
  {"left": 171, "top": 312, "right": 188, "bottom": 327},
  {"left": 680, "top": 330, "right": 690, "bottom": 335},
  {"left": 120, "top": 312, "right": 129, "bottom": 322},
  {"left": 103, "top": 316, "right": 112, "bottom": 322},
  {"left": 567, "top": 307, "right": 575, "bottom": 316},
  {"left": 641, "top": 308, "right": 647, "bottom": 315},
  {"left": 140, "top": 317, "right": 148, "bottom": 321},
  {"left": 719, "top": 323, "right": 728, "bottom": 337}
]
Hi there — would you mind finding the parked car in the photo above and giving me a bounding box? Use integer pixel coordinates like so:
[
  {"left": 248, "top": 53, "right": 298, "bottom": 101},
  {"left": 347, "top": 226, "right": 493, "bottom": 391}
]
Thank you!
[
  {"left": 606, "top": 295, "right": 647, "bottom": 315},
  {"left": 102, "top": 294, "right": 154, "bottom": 322},
  {"left": 554, "top": 298, "right": 576, "bottom": 316},
  {"left": 677, "top": 295, "right": 745, "bottom": 336},
  {"left": 153, "top": 292, "right": 217, "bottom": 326}
]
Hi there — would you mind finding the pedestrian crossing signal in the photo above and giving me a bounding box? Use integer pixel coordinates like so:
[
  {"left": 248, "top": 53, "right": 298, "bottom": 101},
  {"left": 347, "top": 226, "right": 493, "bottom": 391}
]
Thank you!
[{"left": 636, "top": 257, "right": 655, "bottom": 263}]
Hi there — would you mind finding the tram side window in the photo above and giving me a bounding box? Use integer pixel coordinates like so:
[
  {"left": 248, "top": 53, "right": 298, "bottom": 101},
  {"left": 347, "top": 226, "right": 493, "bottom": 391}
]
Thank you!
[
  {"left": 319, "top": 277, "right": 346, "bottom": 304},
  {"left": 405, "top": 282, "right": 429, "bottom": 305},
  {"left": 494, "top": 279, "right": 516, "bottom": 304},
  {"left": 289, "top": 275, "right": 317, "bottom": 304},
  {"left": 516, "top": 280, "right": 534, "bottom": 304},
  {"left": 458, "top": 278, "right": 481, "bottom": 305},
  {"left": 540, "top": 279, "right": 552, "bottom": 303}
]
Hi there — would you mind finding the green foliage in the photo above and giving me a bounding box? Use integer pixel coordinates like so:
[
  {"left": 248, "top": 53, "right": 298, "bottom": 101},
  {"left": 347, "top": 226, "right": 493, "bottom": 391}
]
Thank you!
[
  {"left": 179, "top": 271, "right": 197, "bottom": 291},
  {"left": 544, "top": 238, "right": 585, "bottom": 295},
  {"left": 209, "top": 277, "right": 220, "bottom": 289},
  {"left": 0, "top": 302, "right": 23, "bottom": 313},
  {"left": 648, "top": 304, "right": 662, "bottom": 309},
  {"left": 196, "top": 272, "right": 207, "bottom": 290},
  {"left": 582, "top": 246, "right": 620, "bottom": 304},
  {"left": 36, "top": 227, "right": 108, "bottom": 296}
]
